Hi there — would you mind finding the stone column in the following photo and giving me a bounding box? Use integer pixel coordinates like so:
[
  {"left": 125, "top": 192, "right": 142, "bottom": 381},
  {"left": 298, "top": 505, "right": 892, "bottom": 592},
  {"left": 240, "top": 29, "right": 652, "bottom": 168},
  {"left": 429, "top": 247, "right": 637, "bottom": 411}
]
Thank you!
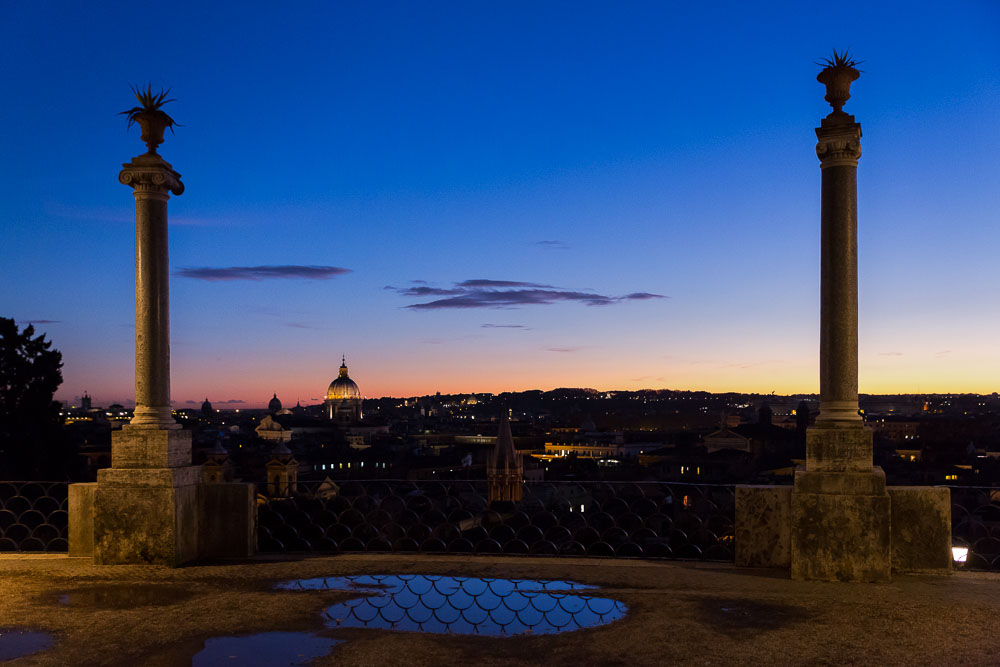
[
  {"left": 121, "top": 156, "right": 183, "bottom": 429},
  {"left": 816, "top": 118, "right": 863, "bottom": 428},
  {"left": 69, "top": 98, "right": 257, "bottom": 565},
  {"left": 107, "top": 155, "right": 193, "bottom": 470},
  {"left": 91, "top": 153, "right": 201, "bottom": 565},
  {"left": 790, "top": 64, "right": 891, "bottom": 582}
]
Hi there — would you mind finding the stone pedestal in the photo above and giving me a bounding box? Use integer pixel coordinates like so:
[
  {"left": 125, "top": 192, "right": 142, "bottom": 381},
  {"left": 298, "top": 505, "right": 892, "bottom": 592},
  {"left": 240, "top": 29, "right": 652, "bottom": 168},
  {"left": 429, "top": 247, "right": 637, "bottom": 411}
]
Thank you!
[
  {"left": 791, "top": 426, "right": 891, "bottom": 582},
  {"left": 735, "top": 485, "right": 792, "bottom": 568},
  {"left": 94, "top": 463, "right": 201, "bottom": 565},
  {"left": 67, "top": 138, "right": 256, "bottom": 565},
  {"left": 112, "top": 424, "right": 192, "bottom": 468},
  {"left": 736, "top": 481, "right": 952, "bottom": 576}
]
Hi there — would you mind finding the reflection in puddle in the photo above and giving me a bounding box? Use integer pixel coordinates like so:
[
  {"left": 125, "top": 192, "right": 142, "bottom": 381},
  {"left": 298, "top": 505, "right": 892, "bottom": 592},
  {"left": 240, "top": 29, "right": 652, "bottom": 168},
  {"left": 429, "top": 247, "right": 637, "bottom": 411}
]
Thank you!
[
  {"left": 55, "top": 584, "right": 192, "bottom": 608},
  {"left": 276, "top": 575, "right": 627, "bottom": 636},
  {"left": 0, "top": 628, "right": 54, "bottom": 661},
  {"left": 193, "top": 632, "right": 340, "bottom": 666}
]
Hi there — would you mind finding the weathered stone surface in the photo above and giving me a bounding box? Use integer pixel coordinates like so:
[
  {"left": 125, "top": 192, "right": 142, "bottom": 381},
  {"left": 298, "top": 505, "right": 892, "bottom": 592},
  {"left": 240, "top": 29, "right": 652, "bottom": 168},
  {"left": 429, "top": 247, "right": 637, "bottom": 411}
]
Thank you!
[
  {"left": 793, "top": 467, "right": 886, "bottom": 495},
  {"left": 98, "top": 465, "right": 201, "bottom": 487},
  {"left": 735, "top": 485, "right": 791, "bottom": 568},
  {"left": 112, "top": 426, "right": 192, "bottom": 469},
  {"left": 93, "top": 466, "right": 201, "bottom": 565},
  {"left": 68, "top": 483, "right": 97, "bottom": 557},
  {"left": 791, "top": 489, "right": 891, "bottom": 582},
  {"left": 199, "top": 483, "right": 256, "bottom": 559},
  {"left": 806, "top": 426, "right": 873, "bottom": 472},
  {"left": 888, "top": 486, "right": 952, "bottom": 573}
]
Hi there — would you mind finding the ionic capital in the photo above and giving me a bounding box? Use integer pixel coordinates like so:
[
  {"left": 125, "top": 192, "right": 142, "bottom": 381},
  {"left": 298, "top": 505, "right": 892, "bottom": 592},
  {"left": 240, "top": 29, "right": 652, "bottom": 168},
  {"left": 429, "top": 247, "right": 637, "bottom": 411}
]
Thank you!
[
  {"left": 119, "top": 154, "right": 185, "bottom": 197},
  {"left": 815, "top": 121, "right": 862, "bottom": 168}
]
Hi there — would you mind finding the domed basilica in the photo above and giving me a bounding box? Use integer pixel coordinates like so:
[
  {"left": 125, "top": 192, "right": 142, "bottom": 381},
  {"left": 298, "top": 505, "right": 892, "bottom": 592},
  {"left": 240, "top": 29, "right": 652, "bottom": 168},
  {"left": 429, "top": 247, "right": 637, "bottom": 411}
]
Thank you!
[{"left": 325, "top": 357, "right": 363, "bottom": 423}]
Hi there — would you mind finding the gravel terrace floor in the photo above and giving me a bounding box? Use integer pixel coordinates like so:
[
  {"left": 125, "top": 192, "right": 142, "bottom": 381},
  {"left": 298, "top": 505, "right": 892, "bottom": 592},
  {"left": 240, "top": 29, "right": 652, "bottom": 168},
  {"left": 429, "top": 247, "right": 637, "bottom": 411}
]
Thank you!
[{"left": 1, "top": 554, "right": 998, "bottom": 666}]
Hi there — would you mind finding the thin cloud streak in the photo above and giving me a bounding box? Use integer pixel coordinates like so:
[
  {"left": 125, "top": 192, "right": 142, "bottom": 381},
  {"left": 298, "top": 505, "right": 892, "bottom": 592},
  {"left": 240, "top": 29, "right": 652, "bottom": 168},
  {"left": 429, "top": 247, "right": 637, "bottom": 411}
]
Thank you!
[
  {"left": 534, "top": 240, "right": 570, "bottom": 250},
  {"left": 176, "top": 265, "right": 351, "bottom": 281},
  {"left": 388, "top": 279, "right": 667, "bottom": 310}
]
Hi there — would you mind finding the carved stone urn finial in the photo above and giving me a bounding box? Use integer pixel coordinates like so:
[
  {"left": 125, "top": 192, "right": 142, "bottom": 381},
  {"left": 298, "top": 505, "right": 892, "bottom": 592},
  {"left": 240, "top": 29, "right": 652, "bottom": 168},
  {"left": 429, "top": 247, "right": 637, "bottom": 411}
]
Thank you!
[
  {"left": 131, "top": 111, "right": 171, "bottom": 154},
  {"left": 119, "top": 84, "right": 179, "bottom": 155},
  {"left": 816, "top": 49, "right": 862, "bottom": 116}
]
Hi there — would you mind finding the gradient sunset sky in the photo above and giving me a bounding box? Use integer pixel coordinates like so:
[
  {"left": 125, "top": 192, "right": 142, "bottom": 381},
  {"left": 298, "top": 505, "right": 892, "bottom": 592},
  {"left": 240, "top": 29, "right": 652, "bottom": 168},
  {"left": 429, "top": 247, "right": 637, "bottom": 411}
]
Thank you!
[{"left": 2, "top": 2, "right": 998, "bottom": 408}]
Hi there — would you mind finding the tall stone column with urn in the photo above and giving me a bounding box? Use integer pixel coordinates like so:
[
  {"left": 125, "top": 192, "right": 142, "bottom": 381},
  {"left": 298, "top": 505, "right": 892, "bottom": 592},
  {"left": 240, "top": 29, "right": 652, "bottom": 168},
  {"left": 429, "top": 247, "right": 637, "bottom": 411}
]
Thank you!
[
  {"left": 735, "top": 54, "right": 951, "bottom": 580},
  {"left": 788, "top": 53, "right": 893, "bottom": 582},
  {"left": 69, "top": 87, "right": 255, "bottom": 565}
]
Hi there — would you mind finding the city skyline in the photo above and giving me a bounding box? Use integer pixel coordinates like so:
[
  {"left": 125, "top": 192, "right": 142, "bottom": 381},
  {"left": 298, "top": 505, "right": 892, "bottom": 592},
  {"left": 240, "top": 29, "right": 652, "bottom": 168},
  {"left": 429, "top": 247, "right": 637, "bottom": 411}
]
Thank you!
[{"left": 2, "top": 2, "right": 999, "bottom": 408}]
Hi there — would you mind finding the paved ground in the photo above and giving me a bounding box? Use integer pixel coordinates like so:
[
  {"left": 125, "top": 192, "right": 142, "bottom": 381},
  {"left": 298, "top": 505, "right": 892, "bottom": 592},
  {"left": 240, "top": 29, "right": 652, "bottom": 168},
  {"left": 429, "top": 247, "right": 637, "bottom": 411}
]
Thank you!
[{"left": 1, "top": 554, "right": 998, "bottom": 666}]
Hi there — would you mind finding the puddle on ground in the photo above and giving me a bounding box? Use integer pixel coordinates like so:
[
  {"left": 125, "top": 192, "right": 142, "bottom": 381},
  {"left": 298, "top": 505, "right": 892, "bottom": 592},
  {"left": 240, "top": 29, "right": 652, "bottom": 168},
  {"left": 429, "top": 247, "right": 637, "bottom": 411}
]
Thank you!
[
  {"left": 55, "top": 584, "right": 193, "bottom": 609},
  {"left": 276, "top": 575, "right": 627, "bottom": 636},
  {"left": 0, "top": 628, "right": 54, "bottom": 661},
  {"left": 192, "top": 632, "right": 341, "bottom": 666}
]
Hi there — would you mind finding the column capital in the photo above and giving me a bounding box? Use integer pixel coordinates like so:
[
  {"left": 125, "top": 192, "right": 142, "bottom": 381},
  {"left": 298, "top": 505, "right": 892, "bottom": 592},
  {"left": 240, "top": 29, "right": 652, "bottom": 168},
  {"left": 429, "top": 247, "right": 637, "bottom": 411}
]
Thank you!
[
  {"left": 119, "top": 154, "right": 185, "bottom": 197},
  {"left": 816, "top": 117, "right": 862, "bottom": 168}
]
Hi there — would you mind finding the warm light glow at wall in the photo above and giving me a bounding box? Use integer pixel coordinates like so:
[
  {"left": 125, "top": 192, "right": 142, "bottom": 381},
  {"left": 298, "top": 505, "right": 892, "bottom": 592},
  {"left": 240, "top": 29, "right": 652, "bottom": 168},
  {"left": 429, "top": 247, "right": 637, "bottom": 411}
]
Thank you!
[{"left": 952, "top": 546, "right": 968, "bottom": 563}]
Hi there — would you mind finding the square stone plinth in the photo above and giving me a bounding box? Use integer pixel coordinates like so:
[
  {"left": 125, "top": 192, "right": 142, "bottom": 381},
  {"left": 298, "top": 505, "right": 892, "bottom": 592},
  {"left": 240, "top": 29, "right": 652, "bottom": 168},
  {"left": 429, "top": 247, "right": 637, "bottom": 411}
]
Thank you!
[
  {"left": 888, "top": 486, "right": 952, "bottom": 573},
  {"left": 806, "top": 426, "right": 874, "bottom": 473},
  {"left": 791, "top": 475, "right": 891, "bottom": 583},
  {"left": 68, "top": 482, "right": 97, "bottom": 557},
  {"left": 735, "top": 485, "right": 792, "bottom": 568},
  {"left": 112, "top": 426, "right": 192, "bottom": 468},
  {"left": 94, "top": 466, "right": 201, "bottom": 565}
]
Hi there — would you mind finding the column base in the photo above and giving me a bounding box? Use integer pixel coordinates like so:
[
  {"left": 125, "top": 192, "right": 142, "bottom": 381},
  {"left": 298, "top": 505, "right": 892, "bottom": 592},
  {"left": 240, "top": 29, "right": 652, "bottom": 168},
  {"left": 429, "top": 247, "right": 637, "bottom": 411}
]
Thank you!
[
  {"left": 70, "top": 475, "right": 256, "bottom": 565},
  {"left": 791, "top": 466, "right": 891, "bottom": 582},
  {"left": 806, "top": 424, "right": 873, "bottom": 472},
  {"left": 130, "top": 405, "right": 181, "bottom": 430},
  {"left": 113, "top": 425, "right": 191, "bottom": 468},
  {"left": 93, "top": 466, "right": 201, "bottom": 565}
]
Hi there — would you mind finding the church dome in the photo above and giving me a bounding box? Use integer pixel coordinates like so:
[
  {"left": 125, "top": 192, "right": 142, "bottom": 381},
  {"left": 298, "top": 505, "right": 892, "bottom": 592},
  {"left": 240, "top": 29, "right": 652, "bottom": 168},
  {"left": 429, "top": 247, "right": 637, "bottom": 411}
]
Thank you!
[
  {"left": 326, "top": 357, "right": 361, "bottom": 400},
  {"left": 268, "top": 393, "right": 282, "bottom": 412}
]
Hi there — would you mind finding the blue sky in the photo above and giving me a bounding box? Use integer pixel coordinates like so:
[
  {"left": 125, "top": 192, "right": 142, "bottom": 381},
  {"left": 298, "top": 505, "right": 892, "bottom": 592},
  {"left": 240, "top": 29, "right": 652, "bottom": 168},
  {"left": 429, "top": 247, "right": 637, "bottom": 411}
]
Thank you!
[{"left": 1, "top": 2, "right": 998, "bottom": 407}]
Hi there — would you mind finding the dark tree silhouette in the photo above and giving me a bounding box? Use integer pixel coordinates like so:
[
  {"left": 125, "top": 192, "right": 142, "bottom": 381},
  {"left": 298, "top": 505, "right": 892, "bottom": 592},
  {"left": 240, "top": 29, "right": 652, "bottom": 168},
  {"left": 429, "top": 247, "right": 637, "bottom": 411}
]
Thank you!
[{"left": 0, "top": 318, "right": 70, "bottom": 478}]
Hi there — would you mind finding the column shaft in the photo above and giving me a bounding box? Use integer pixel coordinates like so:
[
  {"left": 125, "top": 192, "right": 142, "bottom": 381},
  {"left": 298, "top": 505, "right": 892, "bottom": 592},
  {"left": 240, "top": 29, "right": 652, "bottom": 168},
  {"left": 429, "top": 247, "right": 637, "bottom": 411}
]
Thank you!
[
  {"left": 132, "top": 190, "right": 173, "bottom": 426},
  {"left": 818, "top": 164, "right": 860, "bottom": 425},
  {"left": 814, "top": 119, "right": 863, "bottom": 427}
]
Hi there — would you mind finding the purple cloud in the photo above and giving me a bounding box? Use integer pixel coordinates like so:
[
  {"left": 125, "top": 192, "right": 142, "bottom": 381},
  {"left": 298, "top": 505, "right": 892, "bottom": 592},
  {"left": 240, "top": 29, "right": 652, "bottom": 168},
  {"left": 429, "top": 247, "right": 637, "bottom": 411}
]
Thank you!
[
  {"left": 176, "top": 265, "right": 351, "bottom": 281},
  {"left": 457, "top": 279, "right": 553, "bottom": 288},
  {"left": 482, "top": 324, "right": 529, "bottom": 329},
  {"left": 534, "top": 240, "right": 570, "bottom": 250}
]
